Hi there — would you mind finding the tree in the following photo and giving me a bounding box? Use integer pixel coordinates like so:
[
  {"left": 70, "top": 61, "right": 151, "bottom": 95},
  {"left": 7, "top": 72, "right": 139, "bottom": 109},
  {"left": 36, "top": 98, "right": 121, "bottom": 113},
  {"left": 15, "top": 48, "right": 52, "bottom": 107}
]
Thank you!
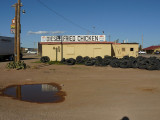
[{"left": 139, "top": 45, "right": 142, "bottom": 51}]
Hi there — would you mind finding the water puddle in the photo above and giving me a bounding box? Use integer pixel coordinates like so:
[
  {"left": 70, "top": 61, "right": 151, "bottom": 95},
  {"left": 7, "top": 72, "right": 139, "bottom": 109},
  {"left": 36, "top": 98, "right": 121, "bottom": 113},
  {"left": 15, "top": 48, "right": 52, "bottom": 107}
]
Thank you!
[{"left": 0, "top": 83, "right": 66, "bottom": 103}]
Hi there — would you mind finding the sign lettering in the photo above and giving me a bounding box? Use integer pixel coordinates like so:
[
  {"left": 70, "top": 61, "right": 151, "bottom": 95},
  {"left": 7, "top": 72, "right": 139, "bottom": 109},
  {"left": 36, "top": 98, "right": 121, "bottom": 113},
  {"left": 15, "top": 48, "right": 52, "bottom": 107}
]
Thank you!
[{"left": 41, "top": 35, "right": 106, "bottom": 42}]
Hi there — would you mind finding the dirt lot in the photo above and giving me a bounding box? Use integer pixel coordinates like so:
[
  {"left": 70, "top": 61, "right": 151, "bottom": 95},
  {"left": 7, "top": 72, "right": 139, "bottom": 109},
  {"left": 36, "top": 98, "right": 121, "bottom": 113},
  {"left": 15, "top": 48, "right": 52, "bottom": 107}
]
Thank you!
[{"left": 0, "top": 55, "right": 160, "bottom": 120}]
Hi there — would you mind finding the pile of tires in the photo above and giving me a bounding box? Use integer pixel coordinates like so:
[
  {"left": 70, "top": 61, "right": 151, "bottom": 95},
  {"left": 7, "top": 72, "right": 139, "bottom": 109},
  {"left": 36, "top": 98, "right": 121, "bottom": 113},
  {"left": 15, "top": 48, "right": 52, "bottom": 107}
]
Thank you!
[
  {"left": 59, "top": 55, "right": 160, "bottom": 70},
  {"left": 110, "top": 56, "right": 160, "bottom": 70},
  {"left": 62, "top": 58, "right": 76, "bottom": 65},
  {"left": 76, "top": 56, "right": 84, "bottom": 64},
  {"left": 40, "top": 56, "right": 50, "bottom": 63}
]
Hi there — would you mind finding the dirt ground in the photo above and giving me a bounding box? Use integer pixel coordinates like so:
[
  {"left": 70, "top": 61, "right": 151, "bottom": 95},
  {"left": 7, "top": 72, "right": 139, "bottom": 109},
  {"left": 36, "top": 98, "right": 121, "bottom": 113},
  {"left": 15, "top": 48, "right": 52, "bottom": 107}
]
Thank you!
[{"left": 0, "top": 55, "right": 160, "bottom": 120}]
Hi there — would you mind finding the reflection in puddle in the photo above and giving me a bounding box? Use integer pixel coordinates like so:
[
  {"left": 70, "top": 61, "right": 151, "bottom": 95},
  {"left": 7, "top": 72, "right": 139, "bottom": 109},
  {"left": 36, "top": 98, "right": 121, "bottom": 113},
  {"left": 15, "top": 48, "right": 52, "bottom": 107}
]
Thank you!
[{"left": 0, "top": 83, "right": 66, "bottom": 103}]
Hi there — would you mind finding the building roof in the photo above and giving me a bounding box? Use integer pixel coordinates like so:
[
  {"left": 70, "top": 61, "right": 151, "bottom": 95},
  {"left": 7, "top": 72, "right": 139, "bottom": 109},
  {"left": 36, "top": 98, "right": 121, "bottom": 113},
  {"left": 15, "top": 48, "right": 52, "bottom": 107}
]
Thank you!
[
  {"left": 143, "top": 46, "right": 160, "bottom": 50},
  {"left": 40, "top": 41, "right": 123, "bottom": 45},
  {"left": 121, "top": 43, "right": 139, "bottom": 44}
]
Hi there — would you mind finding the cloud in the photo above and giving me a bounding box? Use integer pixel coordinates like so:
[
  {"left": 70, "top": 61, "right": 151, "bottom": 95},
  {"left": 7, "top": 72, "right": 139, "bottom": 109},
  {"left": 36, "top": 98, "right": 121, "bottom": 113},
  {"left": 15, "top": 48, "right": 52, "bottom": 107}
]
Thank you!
[
  {"left": 28, "top": 31, "right": 49, "bottom": 34},
  {"left": 51, "top": 31, "right": 65, "bottom": 34},
  {"left": 28, "top": 31, "right": 65, "bottom": 35}
]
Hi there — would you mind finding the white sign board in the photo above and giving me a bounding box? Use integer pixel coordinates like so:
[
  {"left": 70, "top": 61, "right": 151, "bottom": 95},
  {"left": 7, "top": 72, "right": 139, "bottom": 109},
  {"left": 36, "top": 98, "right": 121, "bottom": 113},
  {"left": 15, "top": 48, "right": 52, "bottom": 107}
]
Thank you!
[
  {"left": 41, "top": 35, "right": 106, "bottom": 42},
  {"left": 10, "top": 29, "right": 15, "bottom": 34}
]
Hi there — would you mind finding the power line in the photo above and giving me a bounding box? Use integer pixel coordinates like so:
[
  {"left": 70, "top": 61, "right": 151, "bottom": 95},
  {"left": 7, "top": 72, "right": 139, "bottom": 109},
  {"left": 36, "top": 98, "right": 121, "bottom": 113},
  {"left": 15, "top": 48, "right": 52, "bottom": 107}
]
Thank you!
[{"left": 36, "top": 0, "right": 94, "bottom": 34}]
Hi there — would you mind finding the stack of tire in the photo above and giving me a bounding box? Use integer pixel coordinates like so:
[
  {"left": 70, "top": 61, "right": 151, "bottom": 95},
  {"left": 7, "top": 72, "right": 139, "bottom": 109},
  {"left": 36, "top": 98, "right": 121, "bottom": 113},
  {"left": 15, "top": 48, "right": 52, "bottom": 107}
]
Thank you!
[
  {"left": 40, "top": 56, "right": 50, "bottom": 63},
  {"left": 109, "top": 56, "right": 160, "bottom": 70},
  {"left": 81, "top": 55, "right": 160, "bottom": 70},
  {"left": 137, "top": 56, "right": 160, "bottom": 70},
  {"left": 51, "top": 55, "right": 160, "bottom": 70},
  {"left": 60, "top": 58, "right": 76, "bottom": 65}
]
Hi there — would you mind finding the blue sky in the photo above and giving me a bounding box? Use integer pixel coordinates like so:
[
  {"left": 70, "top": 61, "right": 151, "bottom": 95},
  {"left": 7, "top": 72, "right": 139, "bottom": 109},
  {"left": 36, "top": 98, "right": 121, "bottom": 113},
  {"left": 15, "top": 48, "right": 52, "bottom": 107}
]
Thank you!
[{"left": 0, "top": 0, "right": 160, "bottom": 48}]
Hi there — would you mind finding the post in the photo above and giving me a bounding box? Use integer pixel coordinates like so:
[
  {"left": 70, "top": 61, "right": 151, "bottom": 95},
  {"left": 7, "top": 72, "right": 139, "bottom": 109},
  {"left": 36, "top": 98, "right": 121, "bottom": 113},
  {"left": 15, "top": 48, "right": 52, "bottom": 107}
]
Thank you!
[
  {"left": 142, "top": 34, "right": 143, "bottom": 50},
  {"left": 61, "top": 37, "right": 63, "bottom": 60},
  {"left": 14, "top": 3, "right": 18, "bottom": 62},
  {"left": 56, "top": 48, "right": 58, "bottom": 61},
  {"left": 17, "top": 0, "right": 21, "bottom": 62},
  {"left": 109, "top": 35, "right": 111, "bottom": 42}
]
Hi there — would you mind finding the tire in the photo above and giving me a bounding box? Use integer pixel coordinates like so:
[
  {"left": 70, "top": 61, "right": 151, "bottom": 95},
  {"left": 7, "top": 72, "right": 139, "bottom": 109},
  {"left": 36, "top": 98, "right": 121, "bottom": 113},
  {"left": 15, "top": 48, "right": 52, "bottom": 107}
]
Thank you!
[
  {"left": 110, "top": 59, "right": 120, "bottom": 68},
  {"left": 60, "top": 58, "right": 66, "bottom": 64},
  {"left": 40, "top": 56, "right": 50, "bottom": 63},
  {"left": 83, "top": 56, "right": 90, "bottom": 62},
  {"left": 94, "top": 61, "right": 102, "bottom": 66},
  {"left": 146, "top": 59, "right": 160, "bottom": 70},
  {"left": 123, "top": 56, "right": 130, "bottom": 60},
  {"left": 85, "top": 60, "right": 94, "bottom": 66},
  {"left": 138, "top": 59, "right": 150, "bottom": 69},
  {"left": 102, "top": 58, "right": 111, "bottom": 65},
  {"left": 104, "top": 55, "right": 112, "bottom": 60},
  {"left": 137, "top": 56, "right": 146, "bottom": 62},
  {"left": 120, "top": 60, "right": 131, "bottom": 68},
  {"left": 146, "top": 63, "right": 157, "bottom": 70},
  {"left": 40, "top": 57, "right": 45, "bottom": 63},
  {"left": 95, "top": 56, "right": 103, "bottom": 62},
  {"left": 66, "top": 58, "right": 76, "bottom": 65},
  {"left": 76, "top": 56, "right": 84, "bottom": 64},
  {"left": 45, "top": 56, "right": 50, "bottom": 62},
  {"left": 100, "top": 60, "right": 108, "bottom": 66},
  {"left": 131, "top": 59, "right": 138, "bottom": 68},
  {"left": 90, "top": 58, "right": 96, "bottom": 64},
  {"left": 129, "top": 56, "right": 136, "bottom": 60}
]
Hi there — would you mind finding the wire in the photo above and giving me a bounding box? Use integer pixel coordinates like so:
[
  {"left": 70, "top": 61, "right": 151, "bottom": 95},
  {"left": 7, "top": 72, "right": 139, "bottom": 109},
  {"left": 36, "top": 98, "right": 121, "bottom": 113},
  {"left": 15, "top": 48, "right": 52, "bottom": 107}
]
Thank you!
[{"left": 36, "top": 0, "right": 95, "bottom": 34}]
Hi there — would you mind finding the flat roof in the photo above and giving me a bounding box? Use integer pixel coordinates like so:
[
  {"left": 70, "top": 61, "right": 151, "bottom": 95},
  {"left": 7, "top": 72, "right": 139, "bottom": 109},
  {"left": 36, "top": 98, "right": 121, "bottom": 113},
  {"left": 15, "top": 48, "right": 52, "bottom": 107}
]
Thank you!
[
  {"left": 40, "top": 42, "right": 121, "bottom": 45},
  {"left": 121, "top": 43, "right": 139, "bottom": 44}
]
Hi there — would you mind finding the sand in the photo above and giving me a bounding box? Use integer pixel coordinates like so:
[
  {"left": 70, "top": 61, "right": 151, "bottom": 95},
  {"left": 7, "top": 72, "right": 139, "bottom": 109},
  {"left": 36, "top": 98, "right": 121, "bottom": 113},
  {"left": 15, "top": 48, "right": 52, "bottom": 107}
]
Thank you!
[{"left": 0, "top": 55, "right": 160, "bottom": 120}]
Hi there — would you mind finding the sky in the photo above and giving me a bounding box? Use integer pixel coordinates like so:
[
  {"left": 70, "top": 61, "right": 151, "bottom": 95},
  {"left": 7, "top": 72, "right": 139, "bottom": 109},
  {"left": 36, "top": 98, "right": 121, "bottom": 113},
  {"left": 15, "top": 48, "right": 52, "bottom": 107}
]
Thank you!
[{"left": 0, "top": 0, "right": 160, "bottom": 48}]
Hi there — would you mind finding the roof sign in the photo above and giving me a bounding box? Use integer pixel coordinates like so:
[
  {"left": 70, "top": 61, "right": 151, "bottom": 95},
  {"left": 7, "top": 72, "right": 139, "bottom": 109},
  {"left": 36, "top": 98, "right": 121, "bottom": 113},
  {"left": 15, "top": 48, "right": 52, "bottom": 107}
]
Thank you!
[{"left": 41, "top": 35, "right": 106, "bottom": 42}]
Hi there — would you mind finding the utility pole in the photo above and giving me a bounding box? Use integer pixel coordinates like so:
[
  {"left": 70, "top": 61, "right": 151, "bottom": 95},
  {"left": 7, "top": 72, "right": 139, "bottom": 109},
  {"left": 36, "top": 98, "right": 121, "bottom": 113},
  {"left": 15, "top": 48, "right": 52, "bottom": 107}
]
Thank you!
[
  {"left": 12, "top": 0, "right": 23, "bottom": 62},
  {"left": 34, "top": 42, "right": 35, "bottom": 49},
  {"left": 14, "top": 3, "right": 18, "bottom": 62},
  {"left": 108, "top": 35, "right": 111, "bottom": 42},
  {"left": 17, "top": 0, "right": 21, "bottom": 62},
  {"left": 142, "top": 34, "right": 143, "bottom": 49}
]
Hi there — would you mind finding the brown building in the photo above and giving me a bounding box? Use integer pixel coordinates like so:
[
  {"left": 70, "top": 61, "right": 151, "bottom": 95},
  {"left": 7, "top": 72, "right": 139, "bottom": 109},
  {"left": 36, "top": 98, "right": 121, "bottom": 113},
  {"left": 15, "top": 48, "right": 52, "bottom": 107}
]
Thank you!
[{"left": 143, "top": 46, "right": 160, "bottom": 54}]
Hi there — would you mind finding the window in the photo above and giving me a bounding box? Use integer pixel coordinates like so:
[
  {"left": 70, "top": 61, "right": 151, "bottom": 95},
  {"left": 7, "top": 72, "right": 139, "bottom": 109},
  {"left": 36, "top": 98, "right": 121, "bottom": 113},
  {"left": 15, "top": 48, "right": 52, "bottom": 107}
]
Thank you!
[
  {"left": 130, "top": 48, "right": 134, "bottom": 51},
  {"left": 122, "top": 48, "right": 125, "bottom": 52}
]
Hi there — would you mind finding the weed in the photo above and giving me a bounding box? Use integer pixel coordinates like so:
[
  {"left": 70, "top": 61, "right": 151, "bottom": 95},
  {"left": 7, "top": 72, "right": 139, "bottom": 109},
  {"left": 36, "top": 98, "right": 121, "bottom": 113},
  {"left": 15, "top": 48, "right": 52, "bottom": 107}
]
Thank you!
[
  {"left": 7, "top": 61, "right": 27, "bottom": 70},
  {"left": 47, "top": 61, "right": 64, "bottom": 65}
]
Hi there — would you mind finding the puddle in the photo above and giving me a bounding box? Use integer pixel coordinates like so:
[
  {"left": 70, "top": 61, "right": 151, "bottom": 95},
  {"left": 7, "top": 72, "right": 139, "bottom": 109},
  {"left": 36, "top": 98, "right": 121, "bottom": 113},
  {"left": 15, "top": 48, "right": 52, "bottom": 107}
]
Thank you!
[{"left": 0, "top": 83, "right": 66, "bottom": 103}]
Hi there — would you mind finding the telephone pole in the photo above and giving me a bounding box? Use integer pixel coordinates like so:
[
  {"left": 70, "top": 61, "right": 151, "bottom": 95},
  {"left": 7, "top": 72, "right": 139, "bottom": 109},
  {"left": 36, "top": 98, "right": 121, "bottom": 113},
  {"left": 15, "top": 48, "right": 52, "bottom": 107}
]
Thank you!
[
  {"left": 108, "top": 35, "right": 111, "bottom": 42},
  {"left": 142, "top": 34, "right": 143, "bottom": 49},
  {"left": 14, "top": 3, "right": 18, "bottom": 62},
  {"left": 12, "top": 0, "right": 23, "bottom": 62},
  {"left": 17, "top": 0, "right": 21, "bottom": 62}
]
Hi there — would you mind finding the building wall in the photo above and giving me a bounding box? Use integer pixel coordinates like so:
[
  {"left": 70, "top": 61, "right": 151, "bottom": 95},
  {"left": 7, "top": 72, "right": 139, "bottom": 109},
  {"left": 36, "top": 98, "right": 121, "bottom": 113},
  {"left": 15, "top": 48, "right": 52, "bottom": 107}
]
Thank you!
[
  {"left": 112, "top": 44, "right": 139, "bottom": 58},
  {"left": 42, "top": 43, "right": 139, "bottom": 61},
  {"left": 42, "top": 44, "right": 111, "bottom": 61},
  {"left": 154, "top": 47, "right": 160, "bottom": 52},
  {"left": 42, "top": 44, "right": 61, "bottom": 61}
]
